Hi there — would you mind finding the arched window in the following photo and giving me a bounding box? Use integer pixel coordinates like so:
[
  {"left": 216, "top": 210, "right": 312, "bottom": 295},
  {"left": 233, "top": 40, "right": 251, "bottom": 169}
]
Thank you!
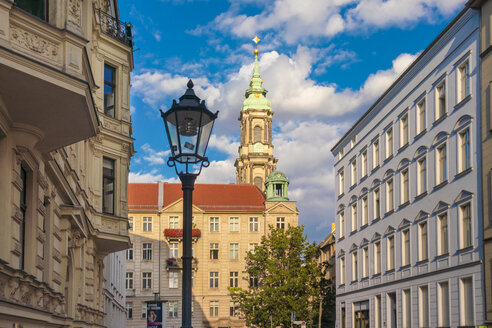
[
  {"left": 254, "top": 126, "right": 262, "bottom": 143},
  {"left": 254, "top": 177, "right": 262, "bottom": 189}
]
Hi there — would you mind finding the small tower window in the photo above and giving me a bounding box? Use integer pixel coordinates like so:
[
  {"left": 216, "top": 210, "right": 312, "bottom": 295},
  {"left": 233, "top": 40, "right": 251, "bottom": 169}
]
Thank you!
[
  {"left": 275, "top": 184, "right": 282, "bottom": 197},
  {"left": 254, "top": 126, "right": 262, "bottom": 143},
  {"left": 254, "top": 177, "right": 262, "bottom": 189}
]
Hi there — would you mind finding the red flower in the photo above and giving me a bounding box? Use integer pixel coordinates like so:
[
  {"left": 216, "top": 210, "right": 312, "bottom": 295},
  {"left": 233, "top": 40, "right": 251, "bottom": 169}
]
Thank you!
[{"left": 164, "top": 229, "right": 201, "bottom": 237}]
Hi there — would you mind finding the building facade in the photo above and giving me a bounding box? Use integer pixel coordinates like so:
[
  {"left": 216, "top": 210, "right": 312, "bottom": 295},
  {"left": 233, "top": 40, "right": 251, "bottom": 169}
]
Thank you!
[
  {"left": 332, "top": 4, "right": 485, "bottom": 327},
  {"left": 0, "top": 0, "right": 133, "bottom": 326}
]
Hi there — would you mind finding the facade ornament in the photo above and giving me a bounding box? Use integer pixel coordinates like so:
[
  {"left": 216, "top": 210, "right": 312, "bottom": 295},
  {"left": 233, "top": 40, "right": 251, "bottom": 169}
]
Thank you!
[
  {"left": 67, "top": 0, "right": 82, "bottom": 28},
  {"left": 10, "top": 25, "right": 59, "bottom": 61}
]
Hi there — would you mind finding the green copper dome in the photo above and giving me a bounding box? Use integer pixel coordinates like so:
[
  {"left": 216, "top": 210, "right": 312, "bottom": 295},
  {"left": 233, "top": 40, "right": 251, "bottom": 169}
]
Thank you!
[
  {"left": 242, "top": 49, "right": 271, "bottom": 112},
  {"left": 265, "top": 171, "right": 289, "bottom": 201}
]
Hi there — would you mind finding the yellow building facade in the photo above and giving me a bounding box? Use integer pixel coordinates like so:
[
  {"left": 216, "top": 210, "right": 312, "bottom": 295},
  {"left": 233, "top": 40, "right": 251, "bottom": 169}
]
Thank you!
[{"left": 0, "top": 0, "right": 133, "bottom": 326}]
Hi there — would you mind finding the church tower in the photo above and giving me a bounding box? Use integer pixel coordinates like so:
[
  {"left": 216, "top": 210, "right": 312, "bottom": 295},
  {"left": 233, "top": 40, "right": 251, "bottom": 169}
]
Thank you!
[{"left": 235, "top": 37, "right": 277, "bottom": 191}]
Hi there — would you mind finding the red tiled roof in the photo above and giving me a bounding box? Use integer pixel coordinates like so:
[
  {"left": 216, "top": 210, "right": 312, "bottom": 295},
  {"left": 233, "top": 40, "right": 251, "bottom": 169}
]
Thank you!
[
  {"left": 163, "top": 183, "right": 265, "bottom": 211},
  {"left": 128, "top": 183, "right": 159, "bottom": 211}
]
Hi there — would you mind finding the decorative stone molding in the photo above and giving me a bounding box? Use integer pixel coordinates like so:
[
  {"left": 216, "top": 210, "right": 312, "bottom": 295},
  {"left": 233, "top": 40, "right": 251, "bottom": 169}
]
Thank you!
[
  {"left": 52, "top": 248, "right": 62, "bottom": 262},
  {"left": 10, "top": 25, "right": 59, "bottom": 62},
  {"left": 67, "top": 0, "right": 82, "bottom": 28},
  {"left": 11, "top": 204, "right": 22, "bottom": 223}
]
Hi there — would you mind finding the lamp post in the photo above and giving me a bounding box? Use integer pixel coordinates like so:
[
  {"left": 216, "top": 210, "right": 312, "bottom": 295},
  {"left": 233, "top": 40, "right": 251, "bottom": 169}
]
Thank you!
[{"left": 160, "top": 80, "right": 218, "bottom": 328}]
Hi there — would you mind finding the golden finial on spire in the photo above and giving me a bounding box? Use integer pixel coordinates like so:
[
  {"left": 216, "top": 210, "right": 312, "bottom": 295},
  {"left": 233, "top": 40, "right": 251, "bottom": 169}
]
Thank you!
[
  {"left": 253, "top": 35, "right": 260, "bottom": 55},
  {"left": 252, "top": 35, "right": 260, "bottom": 44}
]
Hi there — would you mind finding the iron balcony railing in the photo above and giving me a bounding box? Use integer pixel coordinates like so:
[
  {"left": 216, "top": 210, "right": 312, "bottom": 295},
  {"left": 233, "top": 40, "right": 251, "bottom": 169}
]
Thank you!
[{"left": 94, "top": 6, "right": 133, "bottom": 48}]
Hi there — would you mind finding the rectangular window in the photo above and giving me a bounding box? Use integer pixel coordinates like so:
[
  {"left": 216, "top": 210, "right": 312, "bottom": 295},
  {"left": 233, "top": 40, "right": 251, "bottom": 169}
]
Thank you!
[
  {"left": 230, "top": 271, "right": 239, "bottom": 288},
  {"left": 419, "top": 286, "right": 429, "bottom": 327},
  {"left": 168, "top": 301, "right": 178, "bottom": 318},
  {"left": 102, "top": 157, "right": 115, "bottom": 214},
  {"left": 351, "top": 203, "right": 357, "bottom": 232},
  {"left": 341, "top": 304, "right": 346, "bottom": 328},
  {"left": 437, "top": 144, "right": 447, "bottom": 183},
  {"left": 128, "top": 217, "right": 134, "bottom": 231},
  {"left": 419, "top": 222, "right": 428, "bottom": 261},
  {"left": 169, "top": 271, "right": 178, "bottom": 289},
  {"left": 436, "top": 81, "right": 446, "bottom": 119},
  {"left": 373, "top": 140, "right": 380, "bottom": 168},
  {"left": 374, "top": 241, "right": 381, "bottom": 274},
  {"left": 386, "top": 178, "right": 393, "bottom": 212},
  {"left": 362, "top": 197, "right": 368, "bottom": 226},
  {"left": 169, "top": 242, "right": 178, "bottom": 258},
  {"left": 362, "top": 151, "right": 367, "bottom": 177},
  {"left": 374, "top": 188, "right": 380, "bottom": 220},
  {"left": 458, "top": 61, "right": 470, "bottom": 102},
  {"left": 340, "top": 257, "right": 345, "bottom": 285},
  {"left": 142, "top": 303, "right": 147, "bottom": 319},
  {"left": 362, "top": 247, "right": 369, "bottom": 278},
  {"left": 351, "top": 136, "right": 356, "bottom": 148},
  {"left": 143, "top": 217, "right": 152, "bottom": 232},
  {"left": 387, "top": 236, "right": 394, "bottom": 270},
  {"left": 143, "top": 243, "right": 152, "bottom": 260},
  {"left": 126, "top": 302, "right": 133, "bottom": 319},
  {"left": 210, "top": 217, "right": 219, "bottom": 232},
  {"left": 438, "top": 281, "right": 450, "bottom": 326},
  {"left": 403, "top": 289, "right": 411, "bottom": 328},
  {"left": 400, "top": 114, "right": 408, "bottom": 147},
  {"left": 210, "top": 301, "right": 219, "bottom": 317},
  {"left": 339, "top": 211, "right": 345, "bottom": 238},
  {"left": 229, "top": 217, "right": 239, "bottom": 232},
  {"left": 352, "top": 252, "right": 358, "bottom": 281},
  {"left": 210, "top": 243, "right": 219, "bottom": 260},
  {"left": 15, "top": 0, "right": 48, "bottom": 20},
  {"left": 417, "top": 99, "right": 426, "bottom": 134},
  {"left": 402, "top": 229, "right": 410, "bottom": 266},
  {"left": 104, "top": 64, "right": 116, "bottom": 117},
  {"left": 460, "top": 203, "right": 472, "bottom": 248},
  {"left": 210, "top": 272, "right": 219, "bottom": 288},
  {"left": 126, "top": 243, "right": 133, "bottom": 260},
  {"left": 417, "top": 157, "right": 426, "bottom": 195},
  {"left": 460, "top": 277, "right": 474, "bottom": 326},
  {"left": 249, "top": 217, "right": 258, "bottom": 232},
  {"left": 386, "top": 128, "right": 393, "bottom": 158},
  {"left": 126, "top": 272, "right": 133, "bottom": 289},
  {"left": 142, "top": 272, "right": 152, "bottom": 289},
  {"left": 375, "top": 295, "right": 382, "bottom": 328},
  {"left": 230, "top": 243, "right": 239, "bottom": 260},
  {"left": 230, "top": 301, "right": 239, "bottom": 317},
  {"left": 169, "top": 216, "right": 179, "bottom": 229},
  {"left": 351, "top": 160, "right": 357, "bottom": 186},
  {"left": 248, "top": 243, "right": 258, "bottom": 253},
  {"left": 339, "top": 170, "right": 344, "bottom": 195},
  {"left": 438, "top": 213, "right": 449, "bottom": 255},
  {"left": 459, "top": 129, "right": 471, "bottom": 172},
  {"left": 276, "top": 217, "right": 285, "bottom": 229},
  {"left": 401, "top": 169, "right": 409, "bottom": 204},
  {"left": 249, "top": 276, "right": 258, "bottom": 288}
]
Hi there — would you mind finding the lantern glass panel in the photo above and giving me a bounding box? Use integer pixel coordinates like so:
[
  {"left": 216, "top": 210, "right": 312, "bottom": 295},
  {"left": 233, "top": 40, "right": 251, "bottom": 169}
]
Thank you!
[
  {"left": 197, "top": 119, "right": 214, "bottom": 157},
  {"left": 166, "top": 118, "right": 179, "bottom": 157}
]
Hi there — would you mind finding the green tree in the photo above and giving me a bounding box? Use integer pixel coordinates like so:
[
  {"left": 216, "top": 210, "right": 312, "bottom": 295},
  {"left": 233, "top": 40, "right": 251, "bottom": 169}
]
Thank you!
[{"left": 230, "top": 225, "right": 326, "bottom": 327}]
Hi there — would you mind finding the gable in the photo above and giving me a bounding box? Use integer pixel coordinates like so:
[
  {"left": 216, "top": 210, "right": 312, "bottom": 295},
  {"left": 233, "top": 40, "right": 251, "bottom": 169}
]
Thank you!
[{"left": 264, "top": 202, "right": 298, "bottom": 214}]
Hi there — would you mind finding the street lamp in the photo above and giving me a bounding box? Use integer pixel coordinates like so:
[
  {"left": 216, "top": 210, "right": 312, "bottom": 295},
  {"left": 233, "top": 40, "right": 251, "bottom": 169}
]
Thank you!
[{"left": 160, "top": 79, "right": 218, "bottom": 328}]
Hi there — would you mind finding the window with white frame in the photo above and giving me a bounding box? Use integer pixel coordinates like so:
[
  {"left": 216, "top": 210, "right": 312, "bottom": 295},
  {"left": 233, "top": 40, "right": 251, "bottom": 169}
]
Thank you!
[
  {"left": 230, "top": 271, "right": 239, "bottom": 288},
  {"left": 143, "top": 243, "right": 152, "bottom": 260},
  {"left": 386, "top": 128, "right": 393, "bottom": 158},
  {"left": 249, "top": 217, "right": 258, "bottom": 232},
  {"left": 143, "top": 217, "right": 152, "bottom": 232},
  {"left": 459, "top": 128, "right": 471, "bottom": 172},
  {"left": 438, "top": 281, "right": 450, "bottom": 326},
  {"left": 419, "top": 222, "right": 428, "bottom": 261},
  {"left": 276, "top": 217, "right": 285, "bottom": 229},
  {"left": 438, "top": 213, "right": 449, "bottom": 255},
  {"left": 169, "top": 216, "right": 179, "bottom": 229},
  {"left": 230, "top": 301, "right": 239, "bottom": 317},
  {"left": 361, "top": 150, "right": 367, "bottom": 177},
  {"left": 351, "top": 203, "right": 357, "bottom": 232},
  {"left": 419, "top": 285, "right": 429, "bottom": 327},
  {"left": 142, "top": 272, "right": 152, "bottom": 289},
  {"left": 403, "top": 289, "right": 411, "bottom": 328},
  {"left": 458, "top": 60, "right": 470, "bottom": 102},
  {"left": 230, "top": 217, "right": 239, "bottom": 232},
  {"left": 339, "top": 170, "right": 344, "bottom": 195},
  {"left": 210, "top": 272, "right": 219, "bottom": 288},
  {"left": 417, "top": 99, "right": 426, "bottom": 134},
  {"left": 386, "top": 178, "right": 394, "bottom": 213},
  {"left": 168, "top": 301, "right": 178, "bottom": 318},
  {"left": 351, "top": 160, "right": 357, "bottom": 186},
  {"left": 248, "top": 243, "right": 258, "bottom": 253},
  {"left": 210, "top": 217, "right": 219, "bottom": 232},
  {"left": 129, "top": 217, "right": 134, "bottom": 231},
  {"left": 126, "top": 302, "right": 133, "bottom": 319},
  {"left": 339, "top": 211, "right": 345, "bottom": 238},
  {"left": 126, "top": 272, "right": 133, "bottom": 289},
  {"left": 417, "top": 157, "right": 427, "bottom": 195},
  {"left": 436, "top": 81, "right": 446, "bottom": 119},
  {"left": 400, "top": 114, "right": 408, "bottom": 147},
  {"left": 401, "top": 168, "right": 409, "bottom": 204},
  {"left": 169, "top": 242, "right": 178, "bottom": 258},
  {"left": 340, "top": 256, "right": 345, "bottom": 285},
  {"left": 126, "top": 243, "right": 133, "bottom": 260},
  {"left": 373, "top": 140, "right": 380, "bottom": 168},
  {"left": 230, "top": 243, "right": 239, "bottom": 260},
  {"left": 352, "top": 252, "right": 358, "bottom": 281},
  {"left": 387, "top": 236, "right": 394, "bottom": 270},
  {"left": 362, "top": 247, "right": 369, "bottom": 278},
  {"left": 402, "top": 229, "right": 410, "bottom": 266},
  {"left": 142, "top": 303, "right": 147, "bottom": 319},
  {"left": 169, "top": 271, "right": 178, "bottom": 288},
  {"left": 362, "top": 196, "right": 368, "bottom": 226},
  {"left": 437, "top": 144, "right": 447, "bottom": 184},
  {"left": 460, "top": 277, "right": 474, "bottom": 326},
  {"left": 460, "top": 203, "right": 472, "bottom": 249},
  {"left": 210, "top": 243, "right": 219, "bottom": 260},
  {"left": 374, "top": 188, "right": 380, "bottom": 220},
  {"left": 210, "top": 301, "right": 219, "bottom": 317},
  {"left": 374, "top": 241, "right": 381, "bottom": 274}
]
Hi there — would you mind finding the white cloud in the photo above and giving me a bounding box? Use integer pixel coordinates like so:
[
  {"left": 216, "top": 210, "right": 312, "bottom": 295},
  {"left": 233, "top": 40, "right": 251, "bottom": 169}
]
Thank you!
[
  {"left": 140, "top": 143, "right": 171, "bottom": 165},
  {"left": 153, "top": 31, "right": 162, "bottom": 41},
  {"left": 196, "top": 159, "right": 236, "bottom": 184}
]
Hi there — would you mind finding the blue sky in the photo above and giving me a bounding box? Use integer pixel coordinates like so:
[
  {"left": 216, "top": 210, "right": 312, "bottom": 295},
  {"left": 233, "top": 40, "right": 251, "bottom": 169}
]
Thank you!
[{"left": 119, "top": 0, "right": 466, "bottom": 242}]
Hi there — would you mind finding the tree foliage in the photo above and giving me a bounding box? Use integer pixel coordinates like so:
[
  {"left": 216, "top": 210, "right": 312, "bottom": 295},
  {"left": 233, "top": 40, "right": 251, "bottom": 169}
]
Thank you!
[{"left": 230, "top": 225, "right": 334, "bottom": 327}]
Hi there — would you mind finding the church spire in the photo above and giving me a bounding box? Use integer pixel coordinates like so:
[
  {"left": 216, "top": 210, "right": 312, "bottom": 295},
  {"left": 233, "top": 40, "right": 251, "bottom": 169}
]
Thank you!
[{"left": 242, "top": 36, "right": 271, "bottom": 111}]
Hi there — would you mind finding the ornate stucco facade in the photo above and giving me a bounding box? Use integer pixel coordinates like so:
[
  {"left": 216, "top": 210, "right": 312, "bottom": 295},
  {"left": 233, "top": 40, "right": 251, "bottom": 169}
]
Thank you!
[{"left": 0, "top": 0, "right": 133, "bottom": 327}]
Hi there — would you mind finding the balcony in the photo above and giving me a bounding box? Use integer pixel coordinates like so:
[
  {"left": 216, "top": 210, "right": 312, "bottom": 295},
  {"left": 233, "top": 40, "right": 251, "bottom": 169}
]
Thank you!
[
  {"left": 164, "top": 229, "right": 201, "bottom": 242},
  {"left": 93, "top": 6, "right": 133, "bottom": 48},
  {"left": 166, "top": 257, "right": 198, "bottom": 271}
]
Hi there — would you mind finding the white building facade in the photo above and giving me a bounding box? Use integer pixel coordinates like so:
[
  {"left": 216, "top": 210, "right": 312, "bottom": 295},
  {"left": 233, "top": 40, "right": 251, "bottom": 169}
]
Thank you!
[
  {"left": 332, "top": 5, "right": 485, "bottom": 328},
  {"left": 104, "top": 251, "right": 127, "bottom": 328}
]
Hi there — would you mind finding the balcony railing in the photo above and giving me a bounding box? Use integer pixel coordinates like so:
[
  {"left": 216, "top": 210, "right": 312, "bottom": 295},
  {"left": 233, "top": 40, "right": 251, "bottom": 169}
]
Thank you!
[
  {"left": 164, "top": 229, "right": 201, "bottom": 241},
  {"left": 166, "top": 257, "right": 198, "bottom": 270},
  {"left": 94, "top": 7, "right": 133, "bottom": 48}
]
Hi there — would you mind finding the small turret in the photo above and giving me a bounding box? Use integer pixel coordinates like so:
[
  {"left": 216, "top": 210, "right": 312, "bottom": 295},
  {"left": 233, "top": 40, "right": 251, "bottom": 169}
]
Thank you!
[{"left": 265, "top": 171, "right": 289, "bottom": 201}]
